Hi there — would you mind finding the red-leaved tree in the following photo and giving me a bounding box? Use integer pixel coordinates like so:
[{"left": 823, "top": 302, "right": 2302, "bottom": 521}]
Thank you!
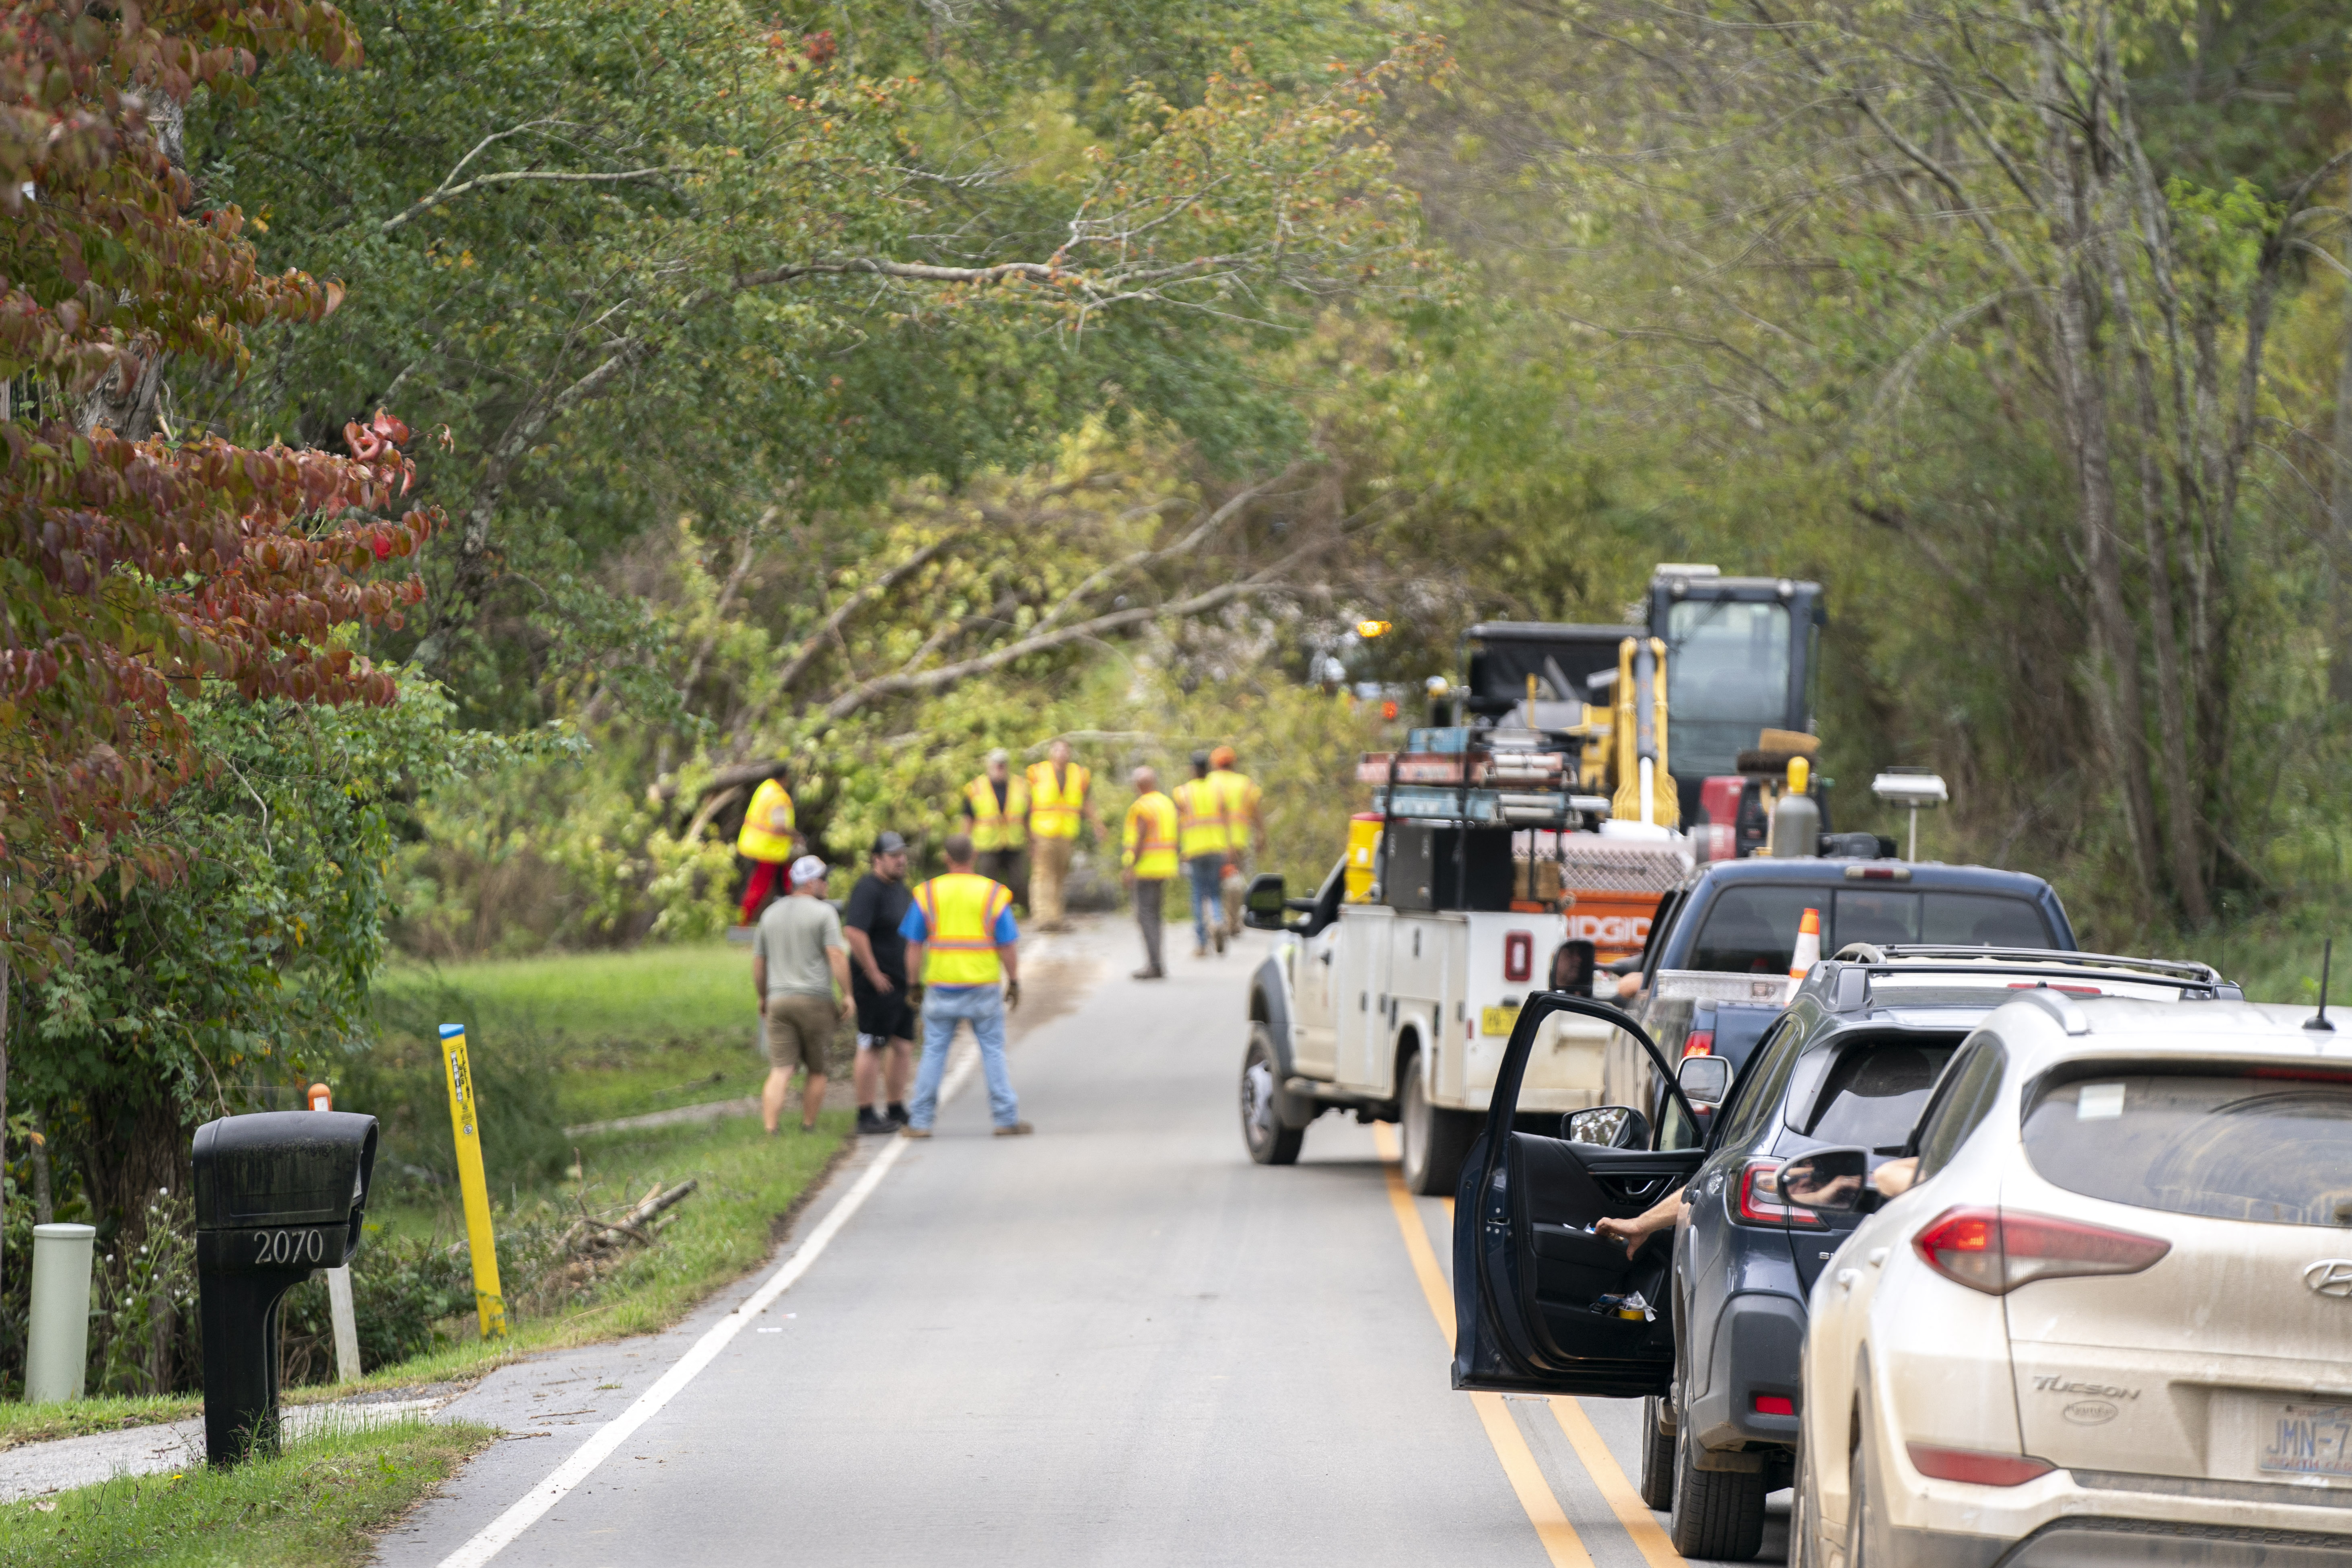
[{"left": 2, "top": 0, "right": 435, "bottom": 1281}]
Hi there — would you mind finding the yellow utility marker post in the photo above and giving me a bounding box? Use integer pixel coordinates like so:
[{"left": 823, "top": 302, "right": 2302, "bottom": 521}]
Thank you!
[{"left": 439, "top": 1024, "right": 507, "bottom": 1338}]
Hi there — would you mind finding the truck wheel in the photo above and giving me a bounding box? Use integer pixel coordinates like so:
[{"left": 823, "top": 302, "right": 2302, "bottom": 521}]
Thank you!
[
  {"left": 1241, "top": 1024, "right": 1304, "bottom": 1166},
  {"left": 1398, "top": 1052, "right": 1474, "bottom": 1197},
  {"left": 1668, "top": 1392, "right": 1767, "bottom": 1560},
  {"left": 1637, "top": 1394, "right": 1676, "bottom": 1510}
]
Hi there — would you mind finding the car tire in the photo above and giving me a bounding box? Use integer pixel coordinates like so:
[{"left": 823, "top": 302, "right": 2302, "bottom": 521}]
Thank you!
[
  {"left": 1668, "top": 1391, "right": 1767, "bottom": 1561},
  {"left": 1845, "top": 1412, "right": 1874, "bottom": 1568},
  {"left": 1241, "top": 1024, "right": 1304, "bottom": 1166},
  {"left": 1398, "top": 1051, "right": 1475, "bottom": 1196},
  {"left": 1637, "top": 1394, "right": 1676, "bottom": 1510},
  {"left": 1790, "top": 1437, "right": 1821, "bottom": 1568}
]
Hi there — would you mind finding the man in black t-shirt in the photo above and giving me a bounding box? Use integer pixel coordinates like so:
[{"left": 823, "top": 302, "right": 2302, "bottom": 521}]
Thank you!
[{"left": 842, "top": 831, "right": 917, "bottom": 1133}]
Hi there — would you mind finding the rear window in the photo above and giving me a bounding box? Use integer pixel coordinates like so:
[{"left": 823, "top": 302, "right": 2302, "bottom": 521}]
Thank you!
[
  {"left": 1832, "top": 889, "right": 2053, "bottom": 948},
  {"left": 1793, "top": 1040, "right": 1957, "bottom": 1152},
  {"left": 2023, "top": 1069, "right": 2352, "bottom": 1227},
  {"left": 1689, "top": 886, "right": 1818, "bottom": 973}
]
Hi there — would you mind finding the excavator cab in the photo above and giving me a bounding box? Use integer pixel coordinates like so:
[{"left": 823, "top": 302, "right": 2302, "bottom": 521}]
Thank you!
[{"left": 1648, "top": 566, "right": 1825, "bottom": 824}]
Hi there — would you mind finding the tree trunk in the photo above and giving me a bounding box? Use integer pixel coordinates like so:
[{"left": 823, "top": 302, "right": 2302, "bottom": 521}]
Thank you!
[
  {"left": 0, "top": 950, "right": 9, "bottom": 1310},
  {"left": 2333, "top": 219, "right": 2352, "bottom": 706},
  {"left": 2037, "top": 43, "right": 2161, "bottom": 902},
  {"left": 29, "top": 1110, "right": 52, "bottom": 1226},
  {"left": 73, "top": 1092, "right": 193, "bottom": 1257}
]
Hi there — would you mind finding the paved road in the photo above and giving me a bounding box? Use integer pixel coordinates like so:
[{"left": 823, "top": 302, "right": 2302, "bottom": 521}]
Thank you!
[{"left": 381, "top": 921, "right": 1786, "bottom": 1567}]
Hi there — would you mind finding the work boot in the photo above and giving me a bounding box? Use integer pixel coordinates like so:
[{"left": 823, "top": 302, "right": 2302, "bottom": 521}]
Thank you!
[
  {"left": 900, "top": 1125, "right": 934, "bottom": 1139},
  {"left": 886, "top": 1102, "right": 910, "bottom": 1127},
  {"left": 993, "top": 1121, "right": 1035, "bottom": 1137},
  {"left": 856, "top": 1107, "right": 896, "bottom": 1135}
]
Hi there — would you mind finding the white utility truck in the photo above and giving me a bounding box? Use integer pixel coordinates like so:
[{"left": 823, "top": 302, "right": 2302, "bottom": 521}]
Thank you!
[{"left": 1240, "top": 720, "right": 1691, "bottom": 1194}]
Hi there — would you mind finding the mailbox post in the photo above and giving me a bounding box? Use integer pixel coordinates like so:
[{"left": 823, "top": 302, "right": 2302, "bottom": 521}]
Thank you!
[{"left": 192, "top": 1110, "right": 377, "bottom": 1465}]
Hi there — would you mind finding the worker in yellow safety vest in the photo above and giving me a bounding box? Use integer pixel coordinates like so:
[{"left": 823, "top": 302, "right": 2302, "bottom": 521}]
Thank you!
[
  {"left": 1025, "top": 739, "right": 1106, "bottom": 933},
  {"left": 1120, "top": 765, "right": 1180, "bottom": 979},
  {"left": 958, "top": 748, "right": 1031, "bottom": 912},
  {"left": 1206, "top": 744, "right": 1263, "bottom": 943},
  {"left": 1170, "top": 751, "right": 1232, "bottom": 958},
  {"left": 735, "top": 766, "right": 802, "bottom": 924},
  {"left": 898, "top": 832, "right": 1031, "bottom": 1137}
]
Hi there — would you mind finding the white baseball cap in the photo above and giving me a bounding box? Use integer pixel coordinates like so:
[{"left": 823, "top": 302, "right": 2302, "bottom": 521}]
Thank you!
[{"left": 789, "top": 854, "right": 828, "bottom": 886}]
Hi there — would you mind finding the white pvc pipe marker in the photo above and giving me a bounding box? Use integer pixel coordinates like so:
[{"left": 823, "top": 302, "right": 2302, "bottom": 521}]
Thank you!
[
  {"left": 308, "top": 1084, "right": 365, "bottom": 1380},
  {"left": 26, "top": 1223, "right": 97, "bottom": 1402},
  {"left": 327, "top": 1264, "right": 362, "bottom": 1381}
]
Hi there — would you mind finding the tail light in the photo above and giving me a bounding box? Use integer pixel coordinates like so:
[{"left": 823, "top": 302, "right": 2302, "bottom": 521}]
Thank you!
[
  {"left": 1905, "top": 1444, "right": 2055, "bottom": 1486},
  {"left": 1753, "top": 1394, "right": 1796, "bottom": 1417},
  {"left": 1912, "top": 1207, "right": 2170, "bottom": 1295},
  {"left": 1735, "top": 1158, "right": 1823, "bottom": 1229},
  {"left": 1682, "top": 1029, "right": 1715, "bottom": 1059}
]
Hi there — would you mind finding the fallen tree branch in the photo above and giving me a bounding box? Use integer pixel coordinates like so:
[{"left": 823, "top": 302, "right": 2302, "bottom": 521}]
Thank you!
[{"left": 565, "top": 1178, "right": 699, "bottom": 1255}]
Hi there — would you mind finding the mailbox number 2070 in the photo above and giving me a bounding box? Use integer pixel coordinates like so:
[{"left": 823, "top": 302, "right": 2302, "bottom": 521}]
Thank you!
[{"left": 254, "top": 1228, "right": 327, "bottom": 1265}]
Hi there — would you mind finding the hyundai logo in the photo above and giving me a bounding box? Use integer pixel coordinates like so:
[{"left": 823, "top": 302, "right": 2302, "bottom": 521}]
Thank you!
[{"left": 2304, "top": 1260, "right": 2352, "bottom": 1298}]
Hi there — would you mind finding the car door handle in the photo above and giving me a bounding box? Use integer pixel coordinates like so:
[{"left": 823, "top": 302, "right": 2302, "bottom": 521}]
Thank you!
[
  {"left": 1867, "top": 1248, "right": 1888, "bottom": 1268},
  {"left": 1836, "top": 1268, "right": 1860, "bottom": 1292}
]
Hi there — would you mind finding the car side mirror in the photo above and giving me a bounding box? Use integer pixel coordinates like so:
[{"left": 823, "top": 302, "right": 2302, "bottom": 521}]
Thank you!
[
  {"left": 1242, "top": 873, "right": 1288, "bottom": 931},
  {"left": 1563, "top": 1105, "right": 1652, "bottom": 1149},
  {"left": 1676, "top": 1054, "right": 1732, "bottom": 1109},
  {"left": 1778, "top": 1146, "right": 1871, "bottom": 1213}
]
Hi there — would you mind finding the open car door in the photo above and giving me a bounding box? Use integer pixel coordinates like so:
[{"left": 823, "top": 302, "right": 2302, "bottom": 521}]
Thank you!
[{"left": 1452, "top": 994, "right": 1706, "bottom": 1398}]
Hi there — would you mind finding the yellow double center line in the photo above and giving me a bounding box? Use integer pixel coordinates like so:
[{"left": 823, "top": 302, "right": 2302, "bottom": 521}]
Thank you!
[{"left": 1372, "top": 1124, "right": 1685, "bottom": 1568}]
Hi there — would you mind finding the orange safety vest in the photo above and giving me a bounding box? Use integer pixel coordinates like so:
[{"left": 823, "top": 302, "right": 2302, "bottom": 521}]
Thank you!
[
  {"left": 1026, "top": 760, "right": 1091, "bottom": 841},
  {"left": 1121, "top": 791, "right": 1180, "bottom": 879},
  {"left": 960, "top": 775, "right": 1030, "bottom": 852},
  {"left": 735, "top": 777, "right": 796, "bottom": 862},
  {"left": 1207, "top": 768, "right": 1258, "bottom": 852},
  {"left": 1171, "top": 777, "right": 1230, "bottom": 859},
  {"left": 914, "top": 872, "right": 1013, "bottom": 986}
]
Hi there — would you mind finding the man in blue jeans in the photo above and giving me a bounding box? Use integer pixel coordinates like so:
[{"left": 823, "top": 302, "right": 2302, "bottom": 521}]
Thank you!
[{"left": 897, "top": 832, "right": 1034, "bottom": 1137}]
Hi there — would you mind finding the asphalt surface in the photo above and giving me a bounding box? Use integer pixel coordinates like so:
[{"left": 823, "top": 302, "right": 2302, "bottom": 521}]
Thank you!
[{"left": 380, "top": 919, "right": 1786, "bottom": 1567}]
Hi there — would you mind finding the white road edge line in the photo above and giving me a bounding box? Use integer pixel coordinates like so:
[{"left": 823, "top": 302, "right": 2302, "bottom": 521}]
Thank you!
[{"left": 433, "top": 1045, "right": 979, "bottom": 1568}]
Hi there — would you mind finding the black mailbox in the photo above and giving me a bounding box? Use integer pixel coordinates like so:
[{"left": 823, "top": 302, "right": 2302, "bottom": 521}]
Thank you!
[{"left": 192, "top": 1110, "right": 378, "bottom": 1464}]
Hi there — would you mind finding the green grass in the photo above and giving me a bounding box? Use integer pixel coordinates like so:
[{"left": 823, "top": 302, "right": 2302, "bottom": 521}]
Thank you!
[
  {"left": 375, "top": 941, "right": 765, "bottom": 1123},
  {"left": 0, "top": 1419, "right": 494, "bottom": 1567},
  {"left": 346, "top": 1104, "right": 852, "bottom": 1388},
  {"left": 0, "top": 1396, "right": 201, "bottom": 1453}
]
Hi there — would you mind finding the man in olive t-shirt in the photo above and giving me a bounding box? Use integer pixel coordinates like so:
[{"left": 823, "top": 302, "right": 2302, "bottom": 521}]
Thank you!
[{"left": 752, "top": 855, "right": 850, "bottom": 1134}]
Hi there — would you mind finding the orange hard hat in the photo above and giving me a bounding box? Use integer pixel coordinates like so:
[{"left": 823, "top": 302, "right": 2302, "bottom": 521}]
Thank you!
[{"left": 1210, "top": 745, "right": 1237, "bottom": 767}]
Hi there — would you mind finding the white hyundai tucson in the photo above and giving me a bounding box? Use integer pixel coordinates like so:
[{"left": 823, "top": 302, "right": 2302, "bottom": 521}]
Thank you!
[{"left": 1785, "top": 990, "right": 2352, "bottom": 1566}]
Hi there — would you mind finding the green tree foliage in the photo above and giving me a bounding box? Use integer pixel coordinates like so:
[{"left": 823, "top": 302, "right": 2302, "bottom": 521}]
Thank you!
[
  {"left": 15, "top": 675, "right": 520, "bottom": 1238},
  {"left": 1390, "top": 0, "right": 2352, "bottom": 930},
  {"left": 186, "top": 0, "right": 1446, "bottom": 726}
]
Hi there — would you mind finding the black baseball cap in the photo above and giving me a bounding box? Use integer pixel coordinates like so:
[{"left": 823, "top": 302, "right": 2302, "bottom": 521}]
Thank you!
[{"left": 871, "top": 830, "right": 908, "bottom": 855}]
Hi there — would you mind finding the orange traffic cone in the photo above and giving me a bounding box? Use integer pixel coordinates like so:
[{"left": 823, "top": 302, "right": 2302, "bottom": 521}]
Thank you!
[{"left": 1789, "top": 907, "right": 1822, "bottom": 979}]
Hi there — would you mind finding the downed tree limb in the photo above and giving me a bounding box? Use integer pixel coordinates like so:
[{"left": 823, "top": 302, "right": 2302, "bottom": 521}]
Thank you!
[
  {"left": 647, "top": 760, "right": 786, "bottom": 808},
  {"left": 563, "top": 1178, "right": 699, "bottom": 1254}
]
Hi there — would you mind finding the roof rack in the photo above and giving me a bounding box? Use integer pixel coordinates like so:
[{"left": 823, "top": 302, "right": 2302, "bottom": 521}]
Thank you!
[{"left": 1825, "top": 943, "right": 2230, "bottom": 991}]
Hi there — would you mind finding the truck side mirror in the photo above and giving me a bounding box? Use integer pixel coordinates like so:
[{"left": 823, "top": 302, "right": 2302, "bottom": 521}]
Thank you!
[
  {"left": 193, "top": 1111, "right": 378, "bottom": 1465},
  {"left": 1242, "top": 872, "right": 1289, "bottom": 931}
]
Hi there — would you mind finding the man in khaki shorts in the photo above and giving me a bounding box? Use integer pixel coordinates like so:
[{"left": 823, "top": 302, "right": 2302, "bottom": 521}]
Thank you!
[{"left": 752, "top": 854, "right": 851, "bottom": 1134}]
